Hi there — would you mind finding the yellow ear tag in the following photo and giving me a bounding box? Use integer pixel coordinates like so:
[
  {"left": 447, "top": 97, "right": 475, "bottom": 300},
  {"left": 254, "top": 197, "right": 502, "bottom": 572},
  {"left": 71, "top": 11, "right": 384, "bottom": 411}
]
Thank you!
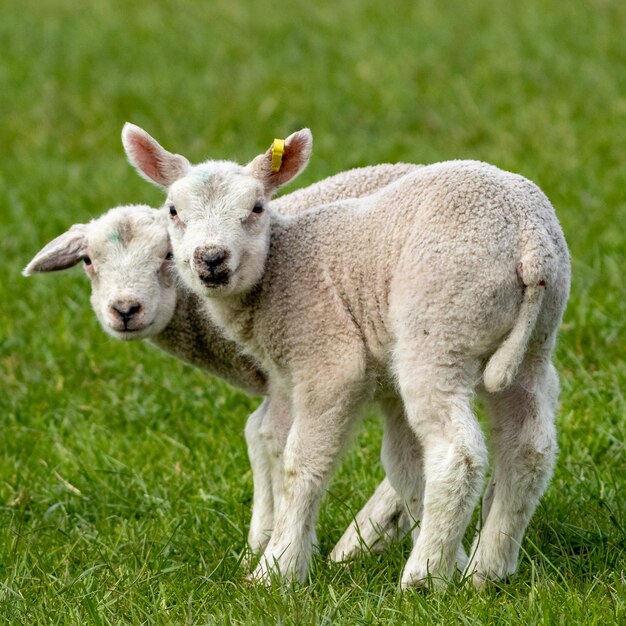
[{"left": 271, "top": 138, "right": 285, "bottom": 173}]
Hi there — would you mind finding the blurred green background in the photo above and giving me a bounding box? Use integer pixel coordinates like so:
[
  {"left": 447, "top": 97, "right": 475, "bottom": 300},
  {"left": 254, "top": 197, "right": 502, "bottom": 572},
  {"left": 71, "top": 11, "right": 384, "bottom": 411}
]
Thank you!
[{"left": 1, "top": 1, "right": 625, "bottom": 623}]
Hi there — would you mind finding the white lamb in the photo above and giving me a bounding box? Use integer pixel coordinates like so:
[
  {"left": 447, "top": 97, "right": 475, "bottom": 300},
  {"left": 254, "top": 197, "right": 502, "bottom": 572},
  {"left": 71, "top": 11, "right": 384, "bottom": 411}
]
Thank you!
[
  {"left": 122, "top": 123, "right": 570, "bottom": 589},
  {"left": 23, "top": 164, "right": 419, "bottom": 561}
]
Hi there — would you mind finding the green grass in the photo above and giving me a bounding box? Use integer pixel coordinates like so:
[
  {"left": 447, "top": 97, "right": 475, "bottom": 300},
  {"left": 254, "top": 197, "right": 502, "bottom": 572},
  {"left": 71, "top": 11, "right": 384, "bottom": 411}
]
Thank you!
[{"left": 2, "top": 0, "right": 625, "bottom": 623}]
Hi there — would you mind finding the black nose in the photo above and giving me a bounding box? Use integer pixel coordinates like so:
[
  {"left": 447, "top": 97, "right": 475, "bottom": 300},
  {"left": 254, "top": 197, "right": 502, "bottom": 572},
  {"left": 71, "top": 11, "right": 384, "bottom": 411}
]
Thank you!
[
  {"left": 204, "top": 250, "right": 226, "bottom": 269},
  {"left": 194, "top": 246, "right": 230, "bottom": 271},
  {"left": 112, "top": 302, "right": 142, "bottom": 324}
]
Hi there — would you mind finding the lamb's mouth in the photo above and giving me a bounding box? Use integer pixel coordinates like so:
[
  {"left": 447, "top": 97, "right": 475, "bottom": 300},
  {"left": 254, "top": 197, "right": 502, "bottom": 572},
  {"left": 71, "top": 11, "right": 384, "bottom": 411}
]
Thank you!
[
  {"left": 197, "top": 267, "right": 234, "bottom": 289},
  {"left": 110, "top": 321, "right": 154, "bottom": 336}
]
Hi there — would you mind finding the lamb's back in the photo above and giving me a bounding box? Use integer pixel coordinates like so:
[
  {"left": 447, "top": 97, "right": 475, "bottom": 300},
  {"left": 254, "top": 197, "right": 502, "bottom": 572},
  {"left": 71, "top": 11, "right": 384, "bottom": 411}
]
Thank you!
[{"left": 258, "top": 160, "right": 566, "bottom": 367}]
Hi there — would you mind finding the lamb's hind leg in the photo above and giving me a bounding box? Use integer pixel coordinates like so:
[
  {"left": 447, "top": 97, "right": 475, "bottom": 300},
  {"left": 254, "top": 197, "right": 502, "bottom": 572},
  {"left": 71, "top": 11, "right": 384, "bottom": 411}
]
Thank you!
[
  {"left": 468, "top": 360, "right": 559, "bottom": 588},
  {"left": 332, "top": 395, "right": 469, "bottom": 569},
  {"left": 397, "top": 354, "right": 488, "bottom": 589},
  {"left": 378, "top": 396, "right": 468, "bottom": 570},
  {"left": 329, "top": 476, "right": 409, "bottom": 561}
]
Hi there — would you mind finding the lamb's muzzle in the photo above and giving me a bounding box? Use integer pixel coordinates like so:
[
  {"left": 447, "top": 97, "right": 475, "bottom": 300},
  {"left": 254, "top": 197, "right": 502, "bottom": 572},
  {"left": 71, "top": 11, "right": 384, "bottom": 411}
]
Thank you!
[
  {"left": 193, "top": 245, "right": 231, "bottom": 287},
  {"left": 109, "top": 300, "right": 144, "bottom": 331}
]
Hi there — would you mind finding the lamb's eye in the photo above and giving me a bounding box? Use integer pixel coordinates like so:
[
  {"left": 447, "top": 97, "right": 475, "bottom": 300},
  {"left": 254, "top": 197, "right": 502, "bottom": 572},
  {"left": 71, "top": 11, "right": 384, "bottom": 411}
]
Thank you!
[
  {"left": 165, "top": 252, "right": 174, "bottom": 261},
  {"left": 83, "top": 256, "right": 92, "bottom": 266},
  {"left": 252, "top": 203, "right": 264, "bottom": 214},
  {"left": 169, "top": 205, "right": 178, "bottom": 217}
]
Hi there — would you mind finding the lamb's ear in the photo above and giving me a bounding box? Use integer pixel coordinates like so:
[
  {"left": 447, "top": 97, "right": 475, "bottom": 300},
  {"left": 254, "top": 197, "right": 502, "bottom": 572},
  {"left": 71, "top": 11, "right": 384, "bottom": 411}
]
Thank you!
[
  {"left": 23, "top": 224, "right": 87, "bottom": 276},
  {"left": 247, "top": 128, "right": 313, "bottom": 195},
  {"left": 122, "top": 123, "right": 191, "bottom": 188}
]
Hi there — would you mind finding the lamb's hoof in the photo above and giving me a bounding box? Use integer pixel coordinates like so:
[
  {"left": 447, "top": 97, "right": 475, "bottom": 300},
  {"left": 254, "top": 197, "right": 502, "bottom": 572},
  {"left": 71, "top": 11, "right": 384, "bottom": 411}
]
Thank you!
[
  {"left": 330, "top": 523, "right": 397, "bottom": 562},
  {"left": 329, "top": 548, "right": 351, "bottom": 563},
  {"left": 401, "top": 552, "right": 459, "bottom": 591},
  {"left": 465, "top": 547, "right": 517, "bottom": 590},
  {"left": 467, "top": 560, "right": 516, "bottom": 590},
  {"left": 249, "top": 561, "right": 274, "bottom": 587},
  {"left": 471, "top": 570, "right": 513, "bottom": 591},
  {"left": 472, "top": 571, "right": 490, "bottom": 591},
  {"left": 329, "top": 535, "right": 360, "bottom": 563},
  {"left": 249, "top": 552, "right": 305, "bottom": 587},
  {"left": 243, "top": 536, "right": 272, "bottom": 571},
  {"left": 241, "top": 550, "right": 255, "bottom": 572},
  {"left": 400, "top": 566, "right": 449, "bottom": 591}
]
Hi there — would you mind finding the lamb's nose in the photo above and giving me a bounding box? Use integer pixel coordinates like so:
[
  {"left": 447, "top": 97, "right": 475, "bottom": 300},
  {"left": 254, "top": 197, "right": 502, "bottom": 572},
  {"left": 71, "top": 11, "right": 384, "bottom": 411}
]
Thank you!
[
  {"left": 112, "top": 302, "right": 142, "bottom": 322},
  {"left": 204, "top": 250, "right": 226, "bottom": 269},
  {"left": 195, "top": 246, "right": 230, "bottom": 271}
]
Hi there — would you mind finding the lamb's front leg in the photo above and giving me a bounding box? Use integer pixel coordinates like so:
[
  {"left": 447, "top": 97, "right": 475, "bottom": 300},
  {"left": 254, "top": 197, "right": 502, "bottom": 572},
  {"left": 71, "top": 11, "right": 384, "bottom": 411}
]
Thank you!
[
  {"left": 245, "top": 395, "right": 293, "bottom": 558},
  {"left": 244, "top": 398, "right": 274, "bottom": 557},
  {"left": 252, "top": 375, "right": 365, "bottom": 584}
]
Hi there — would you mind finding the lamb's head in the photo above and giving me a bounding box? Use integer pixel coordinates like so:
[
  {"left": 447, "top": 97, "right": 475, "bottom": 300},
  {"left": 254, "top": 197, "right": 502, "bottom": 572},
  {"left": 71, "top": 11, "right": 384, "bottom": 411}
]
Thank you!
[
  {"left": 24, "top": 205, "right": 177, "bottom": 340},
  {"left": 122, "top": 123, "right": 312, "bottom": 297}
]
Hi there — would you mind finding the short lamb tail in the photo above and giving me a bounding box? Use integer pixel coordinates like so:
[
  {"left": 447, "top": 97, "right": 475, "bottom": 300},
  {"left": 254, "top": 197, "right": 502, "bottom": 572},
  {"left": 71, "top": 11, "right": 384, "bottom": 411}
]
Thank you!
[{"left": 483, "top": 280, "right": 546, "bottom": 393}]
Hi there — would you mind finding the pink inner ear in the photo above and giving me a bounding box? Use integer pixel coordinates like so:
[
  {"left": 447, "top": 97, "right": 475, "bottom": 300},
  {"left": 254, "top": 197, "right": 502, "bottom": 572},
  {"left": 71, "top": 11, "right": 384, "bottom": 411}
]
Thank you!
[
  {"left": 127, "top": 133, "right": 163, "bottom": 182},
  {"left": 281, "top": 137, "right": 307, "bottom": 178},
  {"left": 267, "top": 132, "right": 311, "bottom": 188}
]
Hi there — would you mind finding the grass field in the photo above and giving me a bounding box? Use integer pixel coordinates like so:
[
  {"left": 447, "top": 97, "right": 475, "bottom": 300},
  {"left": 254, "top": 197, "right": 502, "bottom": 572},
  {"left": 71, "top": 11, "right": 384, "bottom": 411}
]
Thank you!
[{"left": 1, "top": 0, "right": 625, "bottom": 623}]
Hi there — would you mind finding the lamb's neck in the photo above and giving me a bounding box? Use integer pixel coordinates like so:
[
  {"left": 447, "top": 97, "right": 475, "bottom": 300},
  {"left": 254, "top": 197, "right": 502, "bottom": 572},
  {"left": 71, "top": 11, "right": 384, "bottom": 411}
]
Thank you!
[
  {"left": 203, "top": 286, "right": 261, "bottom": 351},
  {"left": 148, "top": 286, "right": 267, "bottom": 395}
]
